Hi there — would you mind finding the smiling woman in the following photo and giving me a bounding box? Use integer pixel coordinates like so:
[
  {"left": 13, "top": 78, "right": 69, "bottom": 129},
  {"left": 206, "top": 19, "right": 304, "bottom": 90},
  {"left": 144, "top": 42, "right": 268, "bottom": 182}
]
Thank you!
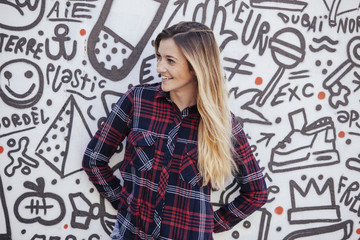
[{"left": 83, "top": 21, "right": 268, "bottom": 240}]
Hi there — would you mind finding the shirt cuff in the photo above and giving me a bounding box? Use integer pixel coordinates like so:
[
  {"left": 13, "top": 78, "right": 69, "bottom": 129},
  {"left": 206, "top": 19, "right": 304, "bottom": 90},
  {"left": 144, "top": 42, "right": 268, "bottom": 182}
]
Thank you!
[{"left": 213, "top": 211, "right": 231, "bottom": 233}]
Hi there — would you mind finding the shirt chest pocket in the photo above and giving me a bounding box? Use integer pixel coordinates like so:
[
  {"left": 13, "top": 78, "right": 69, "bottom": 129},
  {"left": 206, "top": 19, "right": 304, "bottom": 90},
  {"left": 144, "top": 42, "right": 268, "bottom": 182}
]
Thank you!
[
  {"left": 127, "top": 131, "right": 156, "bottom": 171},
  {"left": 180, "top": 143, "right": 203, "bottom": 187}
]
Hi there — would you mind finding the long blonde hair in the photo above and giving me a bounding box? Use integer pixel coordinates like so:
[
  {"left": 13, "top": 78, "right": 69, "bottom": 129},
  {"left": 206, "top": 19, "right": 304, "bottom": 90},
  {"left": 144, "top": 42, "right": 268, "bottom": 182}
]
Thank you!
[{"left": 155, "top": 22, "right": 236, "bottom": 189}]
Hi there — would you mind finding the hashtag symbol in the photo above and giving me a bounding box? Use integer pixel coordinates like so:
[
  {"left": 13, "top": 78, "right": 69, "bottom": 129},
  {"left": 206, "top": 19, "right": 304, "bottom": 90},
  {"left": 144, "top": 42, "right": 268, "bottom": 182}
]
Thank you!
[
  {"left": 25, "top": 198, "right": 54, "bottom": 215},
  {"left": 224, "top": 54, "right": 255, "bottom": 81}
]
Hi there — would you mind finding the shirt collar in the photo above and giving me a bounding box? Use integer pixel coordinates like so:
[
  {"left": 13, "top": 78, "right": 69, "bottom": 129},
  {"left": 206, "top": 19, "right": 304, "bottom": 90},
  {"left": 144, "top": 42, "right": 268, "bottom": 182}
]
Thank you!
[
  {"left": 155, "top": 84, "right": 169, "bottom": 99},
  {"left": 154, "top": 84, "right": 199, "bottom": 117}
]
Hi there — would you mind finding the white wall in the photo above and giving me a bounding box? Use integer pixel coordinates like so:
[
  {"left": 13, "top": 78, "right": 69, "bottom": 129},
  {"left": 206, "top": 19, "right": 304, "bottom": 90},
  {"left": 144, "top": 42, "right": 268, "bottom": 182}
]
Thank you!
[{"left": 0, "top": 0, "right": 360, "bottom": 239}]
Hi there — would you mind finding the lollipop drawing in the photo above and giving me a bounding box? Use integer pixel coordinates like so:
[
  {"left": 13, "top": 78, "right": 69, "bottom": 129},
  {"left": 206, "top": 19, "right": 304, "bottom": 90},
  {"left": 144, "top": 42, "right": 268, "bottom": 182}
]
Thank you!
[
  {"left": 87, "top": 0, "right": 168, "bottom": 81},
  {"left": 239, "top": 28, "right": 306, "bottom": 125},
  {"left": 323, "top": 36, "right": 360, "bottom": 109}
]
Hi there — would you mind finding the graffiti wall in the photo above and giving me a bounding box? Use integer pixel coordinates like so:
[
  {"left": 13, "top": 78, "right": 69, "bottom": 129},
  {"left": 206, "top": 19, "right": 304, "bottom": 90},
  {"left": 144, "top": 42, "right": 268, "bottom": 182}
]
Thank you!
[{"left": 0, "top": 0, "right": 359, "bottom": 239}]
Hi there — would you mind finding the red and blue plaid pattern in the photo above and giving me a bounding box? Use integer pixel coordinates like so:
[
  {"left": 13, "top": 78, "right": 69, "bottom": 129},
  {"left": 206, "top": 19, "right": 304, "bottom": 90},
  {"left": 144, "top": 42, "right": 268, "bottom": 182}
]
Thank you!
[{"left": 83, "top": 83, "right": 268, "bottom": 239}]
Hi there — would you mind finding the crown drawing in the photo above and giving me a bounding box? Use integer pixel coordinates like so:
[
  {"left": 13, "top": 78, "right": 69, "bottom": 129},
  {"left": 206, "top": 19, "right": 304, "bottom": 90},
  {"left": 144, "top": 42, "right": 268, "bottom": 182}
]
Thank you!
[{"left": 288, "top": 177, "right": 340, "bottom": 224}]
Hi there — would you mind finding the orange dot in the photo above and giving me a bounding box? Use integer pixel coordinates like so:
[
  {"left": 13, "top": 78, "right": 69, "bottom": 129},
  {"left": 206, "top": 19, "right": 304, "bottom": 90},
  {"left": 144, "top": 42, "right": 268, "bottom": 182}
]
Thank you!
[
  {"left": 274, "top": 206, "right": 283, "bottom": 215},
  {"left": 255, "top": 77, "right": 263, "bottom": 85},
  {"left": 318, "top": 91, "right": 326, "bottom": 99},
  {"left": 356, "top": 228, "right": 360, "bottom": 235},
  {"left": 338, "top": 131, "right": 345, "bottom": 138},
  {"left": 0, "top": 146, "right": 3, "bottom": 154},
  {"left": 80, "top": 29, "right": 86, "bottom": 36},
  {"left": 64, "top": 224, "right": 68, "bottom": 229}
]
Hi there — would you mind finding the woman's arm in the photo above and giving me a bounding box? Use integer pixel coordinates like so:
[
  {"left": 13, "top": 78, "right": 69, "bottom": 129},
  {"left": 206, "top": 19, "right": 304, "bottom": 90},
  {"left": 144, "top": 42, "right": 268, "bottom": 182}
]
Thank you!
[
  {"left": 213, "top": 114, "right": 268, "bottom": 232},
  {"left": 82, "top": 89, "right": 134, "bottom": 210}
]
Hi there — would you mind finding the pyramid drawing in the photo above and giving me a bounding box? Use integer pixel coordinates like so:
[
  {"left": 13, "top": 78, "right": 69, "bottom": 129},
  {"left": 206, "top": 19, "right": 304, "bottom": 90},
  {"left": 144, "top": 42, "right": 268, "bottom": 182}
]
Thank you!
[{"left": 35, "top": 95, "right": 92, "bottom": 178}]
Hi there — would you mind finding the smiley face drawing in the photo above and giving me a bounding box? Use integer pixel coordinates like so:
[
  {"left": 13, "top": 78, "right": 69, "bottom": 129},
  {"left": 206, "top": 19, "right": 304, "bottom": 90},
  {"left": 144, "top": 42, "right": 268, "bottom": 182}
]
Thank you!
[
  {"left": 0, "top": 0, "right": 46, "bottom": 31},
  {"left": 0, "top": 59, "right": 44, "bottom": 109}
]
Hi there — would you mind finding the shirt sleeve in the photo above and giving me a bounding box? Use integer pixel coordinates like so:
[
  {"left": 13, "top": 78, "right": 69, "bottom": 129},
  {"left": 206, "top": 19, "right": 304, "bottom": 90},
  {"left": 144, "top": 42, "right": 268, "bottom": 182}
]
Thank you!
[
  {"left": 213, "top": 114, "right": 268, "bottom": 233},
  {"left": 82, "top": 88, "right": 134, "bottom": 210}
]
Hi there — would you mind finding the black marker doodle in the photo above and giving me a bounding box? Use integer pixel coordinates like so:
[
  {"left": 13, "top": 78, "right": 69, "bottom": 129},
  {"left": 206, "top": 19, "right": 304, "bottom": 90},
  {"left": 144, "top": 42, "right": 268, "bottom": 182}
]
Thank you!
[
  {"left": 328, "top": 0, "right": 341, "bottom": 27},
  {"left": 234, "top": 1, "right": 250, "bottom": 24},
  {"left": 0, "top": 0, "right": 45, "bottom": 31},
  {"left": 224, "top": 0, "right": 237, "bottom": 14},
  {"left": 0, "top": 59, "right": 44, "bottom": 109},
  {"left": 0, "top": 107, "right": 49, "bottom": 138},
  {"left": 257, "top": 28, "right": 305, "bottom": 106},
  {"left": 338, "top": 176, "right": 360, "bottom": 217},
  {"left": 212, "top": 178, "right": 241, "bottom": 207},
  {"left": 101, "top": 90, "right": 123, "bottom": 116},
  {"left": 323, "top": 36, "right": 360, "bottom": 108},
  {"left": 0, "top": 1, "right": 360, "bottom": 239},
  {"left": 46, "top": 63, "right": 106, "bottom": 96},
  {"left": 5, "top": 136, "right": 39, "bottom": 177},
  {"left": 193, "top": 0, "right": 238, "bottom": 50},
  {"left": 352, "top": 71, "right": 360, "bottom": 92},
  {"left": 250, "top": 0, "right": 307, "bottom": 12},
  {"left": 0, "top": 175, "right": 11, "bottom": 239},
  {"left": 309, "top": 36, "right": 338, "bottom": 53},
  {"left": 69, "top": 192, "right": 116, "bottom": 234},
  {"left": 88, "top": 0, "right": 168, "bottom": 81},
  {"left": 288, "top": 176, "right": 340, "bottom": 224},
  {"left": 229, "top": 87, "right": 269, "bottom": 125},
  {"left": 87, "top": 105, "right": 96, "bottom": 121},
  {"left": 325, "top": 0, "right": 360, "bottom": 28},
  {"left": 14, "top": 178, "right": 66, "bottom": 225},
  {"left": 238, "top": 28, "right": 305, "bottom": 125},
  {"left": 262, "top": 172, "right": 279, "bottom": 203},
  {"left": 140, "top": 54, "right": 158, "bottom": 84},
  {"left": 224, "top": 54, "right": 255, "bottom": 81},
  {"left": 35, "top": 95, "right": 92, "bottom": 178},
  {"left": 269, "top": 108, "right": 340, "bottom": 173},
  {"left": 256, "top": 132, "right": 275, "bottom": 147},
  {"left": 216, "top": 208, "right": 271, "bottom": 240},
  {"left": 345, "top": 155, "right": 360, "bottom": 172},
  {"left": 31, "top": 234, "right": 60, "bottom": 240},
  {"left": 241, "top": 10, "right": 270, "bottom": 56},
  {"left": 288, "top": 70, "right": 309, "bottom": 80},
  {"left": 283, "top": 220, "right": 353, "bottom": 240},
  {"left": 47, "top": 1, "right": 96, "bottom": 22},
  {"left": 45, "top": 24, "right": 77, "bottom": 60},
  {"left": 0, "top": 33, "right": 44, "bottom": 59},
  {"left": 337, "top": 109, "right": 360, "bottom": 128},
  {"left": 164, "top": 0, "right": 189, "bottom": 28}
]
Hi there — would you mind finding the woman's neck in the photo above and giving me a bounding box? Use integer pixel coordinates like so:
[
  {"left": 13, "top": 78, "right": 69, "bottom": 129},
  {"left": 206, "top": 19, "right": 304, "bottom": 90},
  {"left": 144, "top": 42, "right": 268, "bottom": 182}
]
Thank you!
[{"left": 170, "top": 89, "right": 197, "bottom": 112}]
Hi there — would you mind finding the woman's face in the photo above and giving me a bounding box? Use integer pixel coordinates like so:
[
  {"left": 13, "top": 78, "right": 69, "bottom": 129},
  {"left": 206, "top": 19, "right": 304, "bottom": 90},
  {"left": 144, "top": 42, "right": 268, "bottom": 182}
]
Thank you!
[{"left": 156, "top": 38, "right": 197, "bottom": 96}]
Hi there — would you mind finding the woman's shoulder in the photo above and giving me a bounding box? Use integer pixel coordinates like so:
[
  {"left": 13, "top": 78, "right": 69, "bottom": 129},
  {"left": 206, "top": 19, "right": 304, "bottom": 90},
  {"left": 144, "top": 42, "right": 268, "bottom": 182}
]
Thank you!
[
  {"left": 130, "top": 82, "right": 161, "bottom": 91},
  {"left": 125, "top": 82, "right": 162, "bottom": 102}
]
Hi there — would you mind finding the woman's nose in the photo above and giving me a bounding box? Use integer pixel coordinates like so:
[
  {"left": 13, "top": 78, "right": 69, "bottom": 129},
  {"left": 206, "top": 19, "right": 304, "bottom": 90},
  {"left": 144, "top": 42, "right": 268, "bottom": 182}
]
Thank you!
[{"left": 156, "top": 59, "right": 165, "bottom": 74}]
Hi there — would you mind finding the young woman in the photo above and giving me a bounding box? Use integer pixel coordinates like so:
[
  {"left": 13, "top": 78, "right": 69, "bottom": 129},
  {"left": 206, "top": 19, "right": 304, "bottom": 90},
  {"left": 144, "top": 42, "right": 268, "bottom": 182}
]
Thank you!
[{"left": 83, "top": 21, "right": 268, "bottom": 240}]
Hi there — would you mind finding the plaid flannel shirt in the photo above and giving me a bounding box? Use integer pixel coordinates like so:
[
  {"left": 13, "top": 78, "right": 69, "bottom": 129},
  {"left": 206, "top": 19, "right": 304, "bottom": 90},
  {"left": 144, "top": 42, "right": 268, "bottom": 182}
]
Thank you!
[{"left": 83, "top": 83, "right": 268, "bottom": 240}]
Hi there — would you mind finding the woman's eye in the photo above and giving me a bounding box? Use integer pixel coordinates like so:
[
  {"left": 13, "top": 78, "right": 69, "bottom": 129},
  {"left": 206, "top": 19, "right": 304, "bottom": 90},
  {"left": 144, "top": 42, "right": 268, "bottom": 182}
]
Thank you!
[{"left": 168, "top": 59, "right": 175, "bottom": 64}]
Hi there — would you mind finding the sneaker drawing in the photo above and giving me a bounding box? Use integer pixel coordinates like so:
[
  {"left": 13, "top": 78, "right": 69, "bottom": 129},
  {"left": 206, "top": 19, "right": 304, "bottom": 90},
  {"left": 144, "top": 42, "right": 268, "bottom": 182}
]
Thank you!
[
  {"left": 87, "top": 0, "right": 168, "bottom": 81},
  {"left": 269, "top": 108, "right": 340, "bottom": 173}
]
